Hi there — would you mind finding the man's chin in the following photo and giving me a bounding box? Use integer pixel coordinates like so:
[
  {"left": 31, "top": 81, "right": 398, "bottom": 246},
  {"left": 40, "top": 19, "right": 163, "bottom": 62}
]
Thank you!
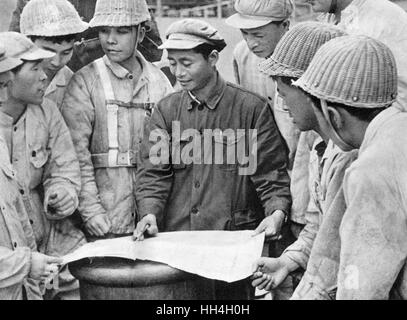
[{"left": 252, "top": 51, "right": 270, "bottom": 59}]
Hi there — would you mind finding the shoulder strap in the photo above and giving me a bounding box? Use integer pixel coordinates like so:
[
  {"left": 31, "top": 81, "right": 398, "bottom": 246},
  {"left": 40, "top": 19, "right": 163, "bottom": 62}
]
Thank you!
[{"left": 95, "top": 58, "right": 119, "bottom": 166}]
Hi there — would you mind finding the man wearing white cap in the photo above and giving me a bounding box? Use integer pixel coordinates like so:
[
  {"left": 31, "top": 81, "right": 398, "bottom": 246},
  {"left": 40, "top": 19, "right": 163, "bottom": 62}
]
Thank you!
[
  {"left": 0, "top": 32, "right": 84, "bottom": 300},
  {"left": 134, "top": 18, "right": 291, "bottom": 299},
  {"left": 226, "top": 0, "right": 305, "bottom": 258},
  {"left": 19, "top": 0, "right": 88, "bottom": 110},
  {"left": 0, "top": 39, "right": 69, "bottom": 300},
  {"left": 225, "top": 0, "right": 300, "bottom": 169},
  {"left": 295, "top": 35, "right": 407, "bottom": 299},
  {"left": 309, "top": 0, "right": 407, "bottom": 112},
  {"left": 62, "top": 0, "right": 173, "bottom": 241}
]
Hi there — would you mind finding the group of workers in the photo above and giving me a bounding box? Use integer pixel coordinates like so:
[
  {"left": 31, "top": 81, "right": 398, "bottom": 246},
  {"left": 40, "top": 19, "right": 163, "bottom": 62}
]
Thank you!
[{"left": 0, "top": 0, "right": 406, "bottom": 300}]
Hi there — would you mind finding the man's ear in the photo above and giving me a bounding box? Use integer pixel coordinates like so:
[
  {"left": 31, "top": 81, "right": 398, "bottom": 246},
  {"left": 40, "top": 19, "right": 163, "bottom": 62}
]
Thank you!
[
  {"left": 208, "top": 50, "right": 219, "bottom": 67},
  {"left": 327, "top": 105, "right": 344, "bottom": 131},
  {"left": 137, "top": 25, "right": 146, "bottom": 44}
]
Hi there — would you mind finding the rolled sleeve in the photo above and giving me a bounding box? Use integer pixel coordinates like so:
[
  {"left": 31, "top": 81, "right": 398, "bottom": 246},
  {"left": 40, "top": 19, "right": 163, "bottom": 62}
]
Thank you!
[
  {"left": 61, "top": 73, "right": 107, "bottom": 222},
  {"left": 42, "top": 100, "right": 81, "bottom": 219}
]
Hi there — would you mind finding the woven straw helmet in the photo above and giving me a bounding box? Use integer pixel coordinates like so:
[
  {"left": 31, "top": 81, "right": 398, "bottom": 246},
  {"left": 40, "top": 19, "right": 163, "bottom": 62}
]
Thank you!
[
  {"left": 20, "top": 0, "right": 88, "bottom": 37},
  {"left": 259, "top": 21, "right": 346, "bottom": 78},
  {"left": 89, "top": 0, "right": 151, "bottom": 28},
  {"left": 294, "top": 35, "right": 398, "bottom": 108}
]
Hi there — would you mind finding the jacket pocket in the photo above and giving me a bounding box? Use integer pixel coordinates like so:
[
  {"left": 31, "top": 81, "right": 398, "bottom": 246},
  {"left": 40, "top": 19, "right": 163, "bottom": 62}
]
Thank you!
[
  {"left": 29, "top": 144, "right": 49, "bottom": 169},
  {"left": 213, "top": 133, "right": 245, "bottom": 172}
]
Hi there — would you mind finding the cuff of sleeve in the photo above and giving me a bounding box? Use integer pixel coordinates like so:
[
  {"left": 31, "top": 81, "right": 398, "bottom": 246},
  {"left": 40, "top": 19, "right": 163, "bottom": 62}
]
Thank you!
[
  {"left": 137, "top": 199, "right": 163, "bottom": 224},
  {"left": 78, "top": 201, "right": 107, "bottom": 223},
  {"left": 22, "top": 247, "right": 33, "bottom": 279},
  {"left": 265, "top": 199, "right": 291, "bottom": 217},
  {"left": 282, "top": 246, "right": 309, "bottom": 270}
]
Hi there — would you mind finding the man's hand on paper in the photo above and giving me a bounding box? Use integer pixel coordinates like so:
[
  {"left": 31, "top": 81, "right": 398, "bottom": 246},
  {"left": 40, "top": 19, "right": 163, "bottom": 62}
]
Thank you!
[
  {"left": 30, "top": 252, "right": 63, "bottom": 281},
  {"left": 85, "top": 214, "right": 111, "bottom": 237},
  {"left": 133, "top": 214, "right": 158, "bottom": 241},
  {"left": 251, "top": 255, "right": 298, "bottom": 291},
  {"left": 253, "top": 210, "right": 286, "bottom": 240}
]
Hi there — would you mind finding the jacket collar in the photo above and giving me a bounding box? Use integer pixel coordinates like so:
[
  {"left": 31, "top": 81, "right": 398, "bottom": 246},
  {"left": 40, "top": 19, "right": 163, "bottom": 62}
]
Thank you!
[
  {"left": 103, "top": 50, "right": 159, "bottom": 95},
  {"left": 360, "top": 106, "right": 401, "bottom": 153},
  {"left": 45, "top": 66, "right": 73, "bottom": 96},
  {"left": 186, "top": 73, "right": 227, "bottom": 111}
]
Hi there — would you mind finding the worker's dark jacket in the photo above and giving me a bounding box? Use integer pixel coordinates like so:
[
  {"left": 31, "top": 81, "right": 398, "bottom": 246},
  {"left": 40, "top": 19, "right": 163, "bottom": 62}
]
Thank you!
[{"left": 136, "top": 75, "right": 291, "bottom": 231}]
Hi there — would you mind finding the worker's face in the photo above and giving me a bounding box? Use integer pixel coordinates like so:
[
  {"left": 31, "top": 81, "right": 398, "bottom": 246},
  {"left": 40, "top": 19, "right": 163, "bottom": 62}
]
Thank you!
[
  {"left": 0, "top": 71, "right": 12, "bottom": 106},
  {"left": 276, "top": 77, "right": 318, "bottom": 131},
  {"left": 307, "top": 0, "right": 332, "bottom": 13},
  {"left": 9, "top": 60, "right": 47, "bottom": 105},
  {"left": 99, "top": 26, "right": 145, "bottom": 63},
  {"left": 311, "top": 99, "right": 356, "bottom": 151},
  {"left": 240, "top": 21, "right": 289, "bottom": 58},
  {"left": 32, "top": 38, "right": 74, "bottom": 79},
  {"left": 167, "top": 49, "right": 218, "bottom": 93}
]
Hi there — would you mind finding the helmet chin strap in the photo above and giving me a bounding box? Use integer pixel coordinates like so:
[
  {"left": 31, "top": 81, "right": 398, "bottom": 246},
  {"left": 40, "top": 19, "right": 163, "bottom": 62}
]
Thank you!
[
  {"left": 320, "top": 99, "right": 355, "bottom": 151},
  {"left": 134, "top": 24, "right": 141, "bottom": 52},
  {"left": 329, "top": 0, "right": 338, "bottom": 14}
]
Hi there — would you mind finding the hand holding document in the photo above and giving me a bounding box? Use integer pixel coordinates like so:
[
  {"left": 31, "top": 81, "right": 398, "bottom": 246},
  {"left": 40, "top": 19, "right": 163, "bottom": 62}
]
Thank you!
[{"left": 63, "top": 230, "right": 265, "bottom": 283}]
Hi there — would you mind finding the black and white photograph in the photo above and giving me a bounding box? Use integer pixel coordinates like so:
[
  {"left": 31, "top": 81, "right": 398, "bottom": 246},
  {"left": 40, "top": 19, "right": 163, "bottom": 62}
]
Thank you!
[{"left": 0, "top": 0, "right": 406, "bottom": 307}]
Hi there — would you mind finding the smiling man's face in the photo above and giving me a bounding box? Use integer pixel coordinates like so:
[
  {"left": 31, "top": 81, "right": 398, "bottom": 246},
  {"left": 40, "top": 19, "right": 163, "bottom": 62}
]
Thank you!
[{"left": 167, "top": 49, "right": 216, "bottom": 94}]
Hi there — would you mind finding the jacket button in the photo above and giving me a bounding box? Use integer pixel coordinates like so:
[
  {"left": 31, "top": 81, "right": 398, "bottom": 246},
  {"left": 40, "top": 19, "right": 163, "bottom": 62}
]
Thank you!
[
  {"left": 13, "top": 127, "right": 17, "bottom": 132},
  {"left": 19, "top": 189, "right": 24, "bottom": 195},
  {"left": 31, "top": 151, "right": 36, "bottom": 157},
  {"left": 13, "top": 242, "right": 17, "bottom": 248},
  {"left": 30, "top": 219, "right": 34, "bottom": 225},
  {"left": 191, "top": 207, "right": 198, "bottom": 214},
  {"left": 194, "top": 181, "right": 200, "bottom": 189}
]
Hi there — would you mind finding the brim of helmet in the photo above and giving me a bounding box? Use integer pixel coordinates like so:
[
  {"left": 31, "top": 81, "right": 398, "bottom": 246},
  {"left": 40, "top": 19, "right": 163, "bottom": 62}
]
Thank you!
[
  {"left": 293, "top": 77, "right": 397, "bottom": 109},
  {"left": 0, "top": 57, "right": 23, "bottom": 73},
  {"left": 23, "top": 21, "right": 89, "bottom": 37},
  {"left": 259, "top": 57, "right": 304, "bottom": 78},
  {"left": 225, "top": 13, "right": 279, "bottom": 29},
  {"left": 89, "top": 15, "right": 150, "bottom": 28},
  {"left": 20, "top": 47, "right": 55, "bottom": 61}
]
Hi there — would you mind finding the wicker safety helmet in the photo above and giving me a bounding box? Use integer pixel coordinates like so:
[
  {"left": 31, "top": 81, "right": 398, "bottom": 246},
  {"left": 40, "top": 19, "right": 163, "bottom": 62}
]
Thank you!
[
  {"left": 294, "top": 35, "right": 398, "bottom": 108},
  {"left": 20, "top": 0, "right": 88, "bottom": 37},
  {"left": 89, "top": 0, "right": 151, "bottom": 28},
  {"left": 259, "top": 21, "right": 346, "bottom": 78}
]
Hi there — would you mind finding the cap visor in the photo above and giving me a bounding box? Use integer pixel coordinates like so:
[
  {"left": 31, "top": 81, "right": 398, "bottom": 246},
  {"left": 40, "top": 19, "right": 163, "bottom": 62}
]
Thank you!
[
  {"left": 225, "top": 13, "right": 273, "bottom": 29},
  {"left": 0, "top": 57, "right": 23, "bottom": 73},
  {"left": 158, "top": 39, "right": 205, "bottom": 50},
  {"left": 20, "top": 47, "right": 55, "bottom": 61}
]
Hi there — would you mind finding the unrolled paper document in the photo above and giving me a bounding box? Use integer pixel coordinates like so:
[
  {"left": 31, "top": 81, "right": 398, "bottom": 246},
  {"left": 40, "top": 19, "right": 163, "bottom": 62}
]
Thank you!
[{"left": 62, "top": 230, "right": 265, "bottom": 283}]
